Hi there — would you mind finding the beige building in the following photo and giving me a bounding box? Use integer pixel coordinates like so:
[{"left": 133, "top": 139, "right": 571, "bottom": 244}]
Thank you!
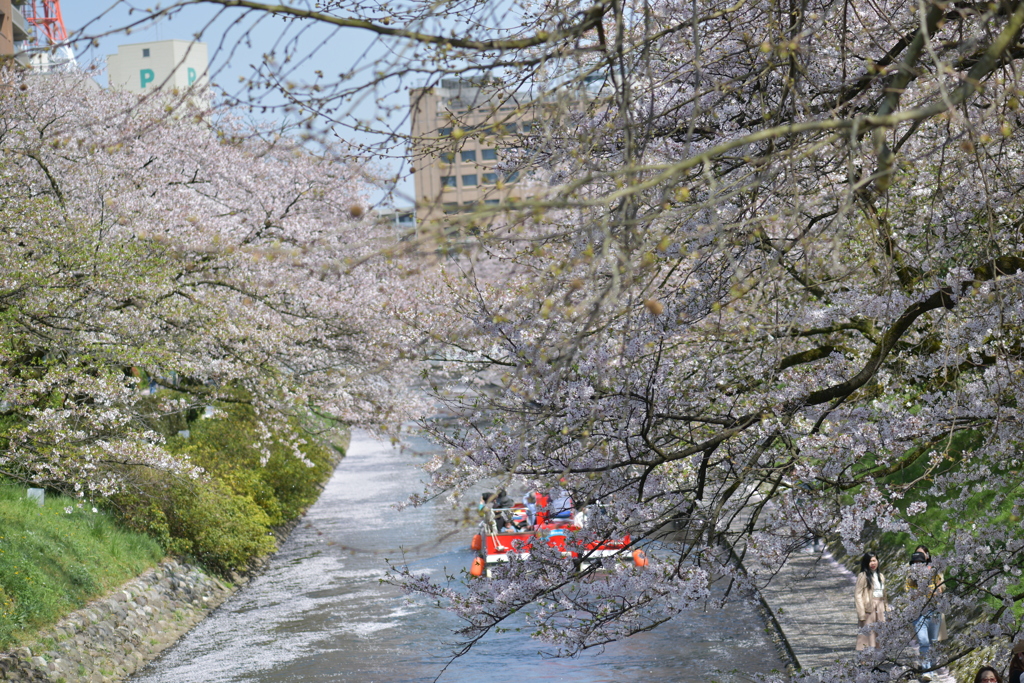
[
  {"left": 410, "top": 78, "right": 535, "bottom": 224},
  {"left": 0, "top": 1, "right": 30, "bottom": 59},
  {"left": 107, "top": 40, "right": 208, "bottom": 94}
]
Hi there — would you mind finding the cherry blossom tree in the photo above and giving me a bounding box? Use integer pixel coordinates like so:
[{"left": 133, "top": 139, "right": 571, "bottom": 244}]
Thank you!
[
  {"left": 0, "top": 67, "right": 426, "bottom": 499},
  {"left": 99, "top": 0, "right": 1024, "bottom": 677}
]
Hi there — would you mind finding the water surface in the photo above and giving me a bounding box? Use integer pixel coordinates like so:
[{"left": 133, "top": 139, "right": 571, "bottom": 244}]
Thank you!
[{"left": 131, "top": 431, "right": 783, "bottom": 683}]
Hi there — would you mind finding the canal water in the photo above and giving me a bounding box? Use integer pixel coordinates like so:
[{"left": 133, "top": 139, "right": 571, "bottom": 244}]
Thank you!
[{"left": 131, "top": 430, "right": 783, "bottom": 683}]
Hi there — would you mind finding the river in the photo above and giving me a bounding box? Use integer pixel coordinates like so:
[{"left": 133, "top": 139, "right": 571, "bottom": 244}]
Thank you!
[{"left": 130, "top": 430, "right": 784, "bottom": 683}]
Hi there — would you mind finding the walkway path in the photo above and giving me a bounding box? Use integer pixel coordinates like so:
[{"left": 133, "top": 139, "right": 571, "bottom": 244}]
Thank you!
[
  {"left": 758, "top": 547, "right": 957, "bottom": 681},
  {"left": 759, "top": 547, "right": 859, "bottom": 670}
]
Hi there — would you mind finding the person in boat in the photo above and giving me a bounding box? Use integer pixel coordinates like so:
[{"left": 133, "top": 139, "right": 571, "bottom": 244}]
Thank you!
[
  {"left": 550, "top": 487, "right": 574, "bottom": 523},
  {"left": 494, "top": 489, "right": 514, "bottom": 510},
  {"left": 509, "top": 505, "right": 530, "bottom": 531},
  {"left": 531, "top": 490, "right": 551, "bottom": 526},
  {"left": 523, "top": 492, "right": 537, "bottom": 528},
  {"left": 478, "top": 491, "right": 504, "bottom": 532},
  {"left": 482, "top": 489, "right": 514, "bottom": 531}
]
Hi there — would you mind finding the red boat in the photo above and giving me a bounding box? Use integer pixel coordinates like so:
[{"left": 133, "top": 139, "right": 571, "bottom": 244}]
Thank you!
[{"left": 468, "top": 491, "right": 639, "bottom": 577}]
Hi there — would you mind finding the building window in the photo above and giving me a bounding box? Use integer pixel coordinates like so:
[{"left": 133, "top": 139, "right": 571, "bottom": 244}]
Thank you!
[
  {"left": 142, "top": 48, "right": 150, "bottom": 57},
  {"left": 505, "top": 171, "right": 520, "bottom": 183},
  {"left": 521, "top": 122, "right": 533, "bottom": 133},
  {"left": 462, "top": 174, "right": 478, "bottom": 186},
  {"left": 441, "top": 175, "right": 456, "bottom": 188},
  {"left": 460, "top": 150, "right": 477, "bottom": 163},
  {"left": 481, "top": 148, "right": 497, "bottom": 161},
  {"left": 482, "top": 172, "right": 498, "bottom": 184},
  {"left": 438, "top": 127, "right": 452, "bottom": 137},
  {"left": 442, "top": 202, "right": 460, "bottom": 214},
  {"left": 484, "top": 199, "right": 500, "bottom": 205},
  {"left": 440, "top": 152, "right": 455, "bottom": 164}
]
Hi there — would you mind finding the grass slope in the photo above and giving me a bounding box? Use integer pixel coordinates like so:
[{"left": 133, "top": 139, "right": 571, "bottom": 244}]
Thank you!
[{"left": 0, "top": 483, "right": 164, "bottom": 649}]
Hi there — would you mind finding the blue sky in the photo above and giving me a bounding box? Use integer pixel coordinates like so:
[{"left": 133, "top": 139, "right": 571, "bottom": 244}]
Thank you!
[{"left": 58, "top": 3, "right": 415, "bottom": 207}]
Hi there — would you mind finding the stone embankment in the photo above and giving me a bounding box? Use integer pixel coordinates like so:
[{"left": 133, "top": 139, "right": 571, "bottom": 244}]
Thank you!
[{"left": 0, "top": 559, "right": 239, "bottom": 683}]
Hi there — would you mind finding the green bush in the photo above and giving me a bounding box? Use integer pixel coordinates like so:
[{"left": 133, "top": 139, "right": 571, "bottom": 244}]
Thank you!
[
  {"left": 110, "top": 469, "right": 275, "bottom": 576},
  {"left": 0, "top": 393, "right": 342, "bottom": 648},
  {"left": 167, "top": 402, "right": 336, "bottom": 525},
  {"left": 164, "top": 478, "right": 275, "bottom": 573},
  {"left": 109, "top": 399, "right": 340, "bottom": 576}
]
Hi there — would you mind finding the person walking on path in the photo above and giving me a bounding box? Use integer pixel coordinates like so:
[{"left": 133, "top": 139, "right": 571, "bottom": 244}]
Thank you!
[
  {"left": 855, "top": 552, "right": 888, "bottom": 650},
  {"left": 906, "top": 545, "right": 947, "bottom": 678},
  {"left": 1009, "top": 640, "right": 1024, "bottom": 683}
]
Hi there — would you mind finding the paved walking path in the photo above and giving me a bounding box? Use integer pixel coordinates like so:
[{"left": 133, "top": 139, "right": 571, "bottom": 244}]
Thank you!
[
  {"left": 759, "top": 547, "right": 859, "bottom": 670},
  {"left": 758, "top": 547, "right": 956, "bottom": 681}
]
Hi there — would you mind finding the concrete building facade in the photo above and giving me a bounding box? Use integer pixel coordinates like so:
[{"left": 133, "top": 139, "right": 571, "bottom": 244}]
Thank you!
[
  {"left": 0, "top": 1, "right": 31, "bottom": 58},
  {"left": 410, "top": 78, "right": 534, "bottom": 223},
  {"left": 107, "top": 40, "right": 208, "bottom": 94}
]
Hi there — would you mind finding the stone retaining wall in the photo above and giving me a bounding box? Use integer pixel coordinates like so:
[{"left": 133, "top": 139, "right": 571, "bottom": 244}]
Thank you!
[{"left": 0, "top": 559, "right": 239, "bottom": 683}]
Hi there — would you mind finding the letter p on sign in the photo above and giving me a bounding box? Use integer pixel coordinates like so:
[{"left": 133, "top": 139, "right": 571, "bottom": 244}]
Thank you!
[
  {"left": 187, "top": 67, "right": 197, "bottom": 85},
  {"left": 140, "top": 69, "right": 155, "bottom": 89}
]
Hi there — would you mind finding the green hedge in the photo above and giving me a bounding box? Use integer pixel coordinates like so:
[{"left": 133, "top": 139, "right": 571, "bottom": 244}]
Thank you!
[
  {"left": 110, "top": 471, "right": 275, "bottom": 577},
  {"left": 166, "top": 402, "right": 337, "bottom": 525},
  {"left": 0, "top": 395, "right": 342, "bottom": 647},
  {"left": 110, "top": 400, "right": 340, "bottom": 576}
]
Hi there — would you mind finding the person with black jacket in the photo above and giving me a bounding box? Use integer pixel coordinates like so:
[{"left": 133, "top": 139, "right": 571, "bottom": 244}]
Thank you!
[{"left": 1009, "top": 640, "right": 1024, "bottom": 683}]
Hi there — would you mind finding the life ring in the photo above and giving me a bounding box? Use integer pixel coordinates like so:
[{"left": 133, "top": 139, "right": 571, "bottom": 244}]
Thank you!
[
  {"left": 471, "top": 534, "right": 483, "bottom": 551},
  {"left": 632, "top": 549, "right": 648, "bottom": 568},
  {"left": 470, "top": 556, "right": 486, "bottom": 577}
]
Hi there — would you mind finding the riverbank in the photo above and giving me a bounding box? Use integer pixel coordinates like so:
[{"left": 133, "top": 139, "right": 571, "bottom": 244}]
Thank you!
[
  {"left": 0, "top": 518, "right": 319, "bottom": 683},
  {"left": 0, "top": 559, "right": 233, "bottom": 683},
  {"left": 0, "top": 428, "right": 348, "bottom": 683}
]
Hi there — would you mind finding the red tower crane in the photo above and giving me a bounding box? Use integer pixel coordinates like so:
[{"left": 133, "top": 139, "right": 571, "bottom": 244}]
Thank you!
[{"left": 21, "top": 0, "right": 69, "bottom": 45}]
